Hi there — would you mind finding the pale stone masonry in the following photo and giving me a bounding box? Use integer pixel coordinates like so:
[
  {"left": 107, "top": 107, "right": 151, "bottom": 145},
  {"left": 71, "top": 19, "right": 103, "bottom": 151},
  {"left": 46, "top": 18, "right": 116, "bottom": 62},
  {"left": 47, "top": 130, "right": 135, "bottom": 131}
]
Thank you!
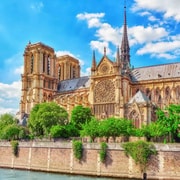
[{"left": 19, "top": 6, "right": 180, "bottom": 127}]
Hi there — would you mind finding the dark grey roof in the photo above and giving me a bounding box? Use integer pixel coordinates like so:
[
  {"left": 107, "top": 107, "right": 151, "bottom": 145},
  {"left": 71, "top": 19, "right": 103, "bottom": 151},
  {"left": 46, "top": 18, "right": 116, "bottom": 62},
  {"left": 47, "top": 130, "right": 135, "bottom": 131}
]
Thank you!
[
  {"left": 58, "top": 76, "right": 90, "bottom": 92},
  {"left": 128, "top": 90, "right": 150, "bottom": 104},
  {"left": 131, "top": 62, "right": 180, "bottom": 82}
]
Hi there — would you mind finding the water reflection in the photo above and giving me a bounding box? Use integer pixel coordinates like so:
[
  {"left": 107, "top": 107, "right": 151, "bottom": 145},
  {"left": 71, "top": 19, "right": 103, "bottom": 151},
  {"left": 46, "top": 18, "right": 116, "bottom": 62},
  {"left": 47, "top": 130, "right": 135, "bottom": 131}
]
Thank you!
[{"left": 0, "top": 168, "right": 125, "bottom": 180}]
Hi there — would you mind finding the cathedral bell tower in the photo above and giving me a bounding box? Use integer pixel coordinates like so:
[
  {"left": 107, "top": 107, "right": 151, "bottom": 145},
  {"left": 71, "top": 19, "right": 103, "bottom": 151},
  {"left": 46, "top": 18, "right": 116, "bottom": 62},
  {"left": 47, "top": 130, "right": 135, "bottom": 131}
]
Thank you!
[{"left": 20, "top": 42, "right": 58, "bottom": 118}]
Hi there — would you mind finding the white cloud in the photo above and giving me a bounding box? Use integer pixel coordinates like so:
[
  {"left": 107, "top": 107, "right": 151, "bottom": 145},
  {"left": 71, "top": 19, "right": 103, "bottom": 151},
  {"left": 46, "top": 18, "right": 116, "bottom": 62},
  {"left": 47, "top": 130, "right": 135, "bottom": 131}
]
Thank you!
[
  {"left": 0, "top": 81, "right": 21, "bottom": 115},
  {"left": 137, "top": 40, "right": 180, "bottom": 59},
  {"left": 77, "top": 13, "right": 105, "bottom": 28},
  {"left": 90, "top": 41, "right": 111, "bottom": 55},
  {"left": 132, "top": 0, "right": 180, "bottom": 22},
  {"left": 81, "top": 67, "right": 91, "bottom": 77},
  {"left": 14, "top": 65, "right": 24, "bottom": 75},
  {"left": 95, "top": 23, "right": 120, "bottom": 45},
  {"left": 0, "top": 107, "right": 18, "bottom": 115},
  {"left": 0, "top": 81, "right": 21, "bottom": 99},
  {"left": 129, "top": 26, "right": 168, "bottom": 45}
]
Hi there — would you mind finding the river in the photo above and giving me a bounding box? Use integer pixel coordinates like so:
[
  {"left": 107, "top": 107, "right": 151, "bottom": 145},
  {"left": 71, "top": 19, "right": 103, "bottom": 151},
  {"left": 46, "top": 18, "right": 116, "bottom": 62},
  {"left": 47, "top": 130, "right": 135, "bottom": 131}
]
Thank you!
[{"left": 0, "top": 168, "right": 132, "bottom": 180}]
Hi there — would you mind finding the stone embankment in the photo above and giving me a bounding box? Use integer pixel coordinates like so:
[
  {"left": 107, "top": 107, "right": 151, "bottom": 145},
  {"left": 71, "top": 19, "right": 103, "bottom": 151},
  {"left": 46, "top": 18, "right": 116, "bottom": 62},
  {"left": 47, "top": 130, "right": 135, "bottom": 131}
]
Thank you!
[{"left": 0, "top": 141, "right": 179, "bottom": 180}]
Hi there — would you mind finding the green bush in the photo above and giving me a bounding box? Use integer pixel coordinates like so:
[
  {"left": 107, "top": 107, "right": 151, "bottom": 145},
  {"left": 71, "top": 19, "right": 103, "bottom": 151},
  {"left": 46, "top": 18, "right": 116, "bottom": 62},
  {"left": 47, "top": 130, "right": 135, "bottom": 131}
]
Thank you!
[
  {"left": 99, "top": 142, "right": 108, "bottom": 163},
  {"left": 11, "top": 140, "right": 19, "bottom": 157},
  {"left": 72, "top": 140, "right": 83, "bottom": 160},
  {"left": 122, "top": 140, "right": 157, "bottom": 172}
]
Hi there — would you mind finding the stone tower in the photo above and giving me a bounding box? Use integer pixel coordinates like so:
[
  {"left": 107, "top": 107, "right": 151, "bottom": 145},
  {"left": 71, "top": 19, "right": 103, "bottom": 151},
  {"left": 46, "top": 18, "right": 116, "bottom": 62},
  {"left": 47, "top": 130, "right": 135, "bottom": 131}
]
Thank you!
[
  {"left": 20, "top": 42, "right": 58, "bottom": 118},
  {"left": 56, "top": 55, "right": 80, "bottom": 81}
]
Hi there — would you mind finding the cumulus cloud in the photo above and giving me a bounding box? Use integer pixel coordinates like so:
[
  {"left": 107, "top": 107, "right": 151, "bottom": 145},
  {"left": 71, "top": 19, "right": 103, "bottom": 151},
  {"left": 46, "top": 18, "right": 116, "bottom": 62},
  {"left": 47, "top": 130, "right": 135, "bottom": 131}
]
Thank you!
[
  {"left": 77, "top": 12, "right": 121, "bottom": 57},
  {"left": 137, "top": 40, "right": 180, "bottom": 59},
  {"left": 132, "top": 0, "right": 180, "bottom": 22},
  {"left": 0, "top": 81, "right": 21, "bottom": 115},
  {"left": 90, "top": 41, "right": 111, "bottom": 55},
  {"left": 77, "top": 12, "right": 105, "bottom": 28},
  {"left": 129, "top": 26, "right": 169, "bottom": 45}
]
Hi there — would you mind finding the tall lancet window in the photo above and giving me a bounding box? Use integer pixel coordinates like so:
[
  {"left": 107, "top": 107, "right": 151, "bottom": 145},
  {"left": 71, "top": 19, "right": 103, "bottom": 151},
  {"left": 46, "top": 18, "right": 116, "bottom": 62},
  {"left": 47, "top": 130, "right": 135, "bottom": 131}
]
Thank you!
[
  {"left": 43, "top": 53, "right": 46, "bottom": 73},
  {"left": 47, "top": 55, "right": 50, "bottom": 75},
  {"left": 58, "top": 66, "right": 61, "bottom": 80},
  {"left": 73, "top": 67, "right": 76, "bottom": 78},
  {"left": 30, "top": 54, "right": 34, "bottom": 73}
]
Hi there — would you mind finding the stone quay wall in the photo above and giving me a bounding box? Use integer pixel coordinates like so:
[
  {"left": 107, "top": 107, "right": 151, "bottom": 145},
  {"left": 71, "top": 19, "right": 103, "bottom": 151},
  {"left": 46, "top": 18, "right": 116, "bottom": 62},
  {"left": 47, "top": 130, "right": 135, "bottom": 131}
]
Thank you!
[{"left": 0, "top": 141, "right": 179, "bottom": 180}]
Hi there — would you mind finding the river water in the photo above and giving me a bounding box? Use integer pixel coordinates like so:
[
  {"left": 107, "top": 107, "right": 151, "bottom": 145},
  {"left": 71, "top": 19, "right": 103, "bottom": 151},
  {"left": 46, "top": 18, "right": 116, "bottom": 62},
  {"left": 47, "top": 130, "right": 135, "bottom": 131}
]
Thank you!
[{"left": 0, "top": 168, "right": 132, "bottom": 180}]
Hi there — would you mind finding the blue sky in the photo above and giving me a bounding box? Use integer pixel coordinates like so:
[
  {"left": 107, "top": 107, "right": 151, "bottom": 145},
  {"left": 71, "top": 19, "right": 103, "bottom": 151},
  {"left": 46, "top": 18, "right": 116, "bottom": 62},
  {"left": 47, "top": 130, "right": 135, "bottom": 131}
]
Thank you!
[{"left": 0, "top": 0, "right": 180, "bottom": 115}]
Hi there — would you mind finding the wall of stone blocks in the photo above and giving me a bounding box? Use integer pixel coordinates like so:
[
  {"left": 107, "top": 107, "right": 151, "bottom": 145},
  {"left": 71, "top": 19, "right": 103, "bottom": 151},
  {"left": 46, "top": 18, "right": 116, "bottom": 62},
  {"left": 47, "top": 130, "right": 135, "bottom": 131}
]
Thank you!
[{"left": 0, "top": 141, "right": 179, "bottom": 180}]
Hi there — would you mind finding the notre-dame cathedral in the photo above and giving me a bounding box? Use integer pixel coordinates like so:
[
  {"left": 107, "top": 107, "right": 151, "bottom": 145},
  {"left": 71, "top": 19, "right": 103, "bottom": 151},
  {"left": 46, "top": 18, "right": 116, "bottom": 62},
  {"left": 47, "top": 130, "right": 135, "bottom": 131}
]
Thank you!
[{"left": 20, "top": 7, "right": 180, "bottom": 128}]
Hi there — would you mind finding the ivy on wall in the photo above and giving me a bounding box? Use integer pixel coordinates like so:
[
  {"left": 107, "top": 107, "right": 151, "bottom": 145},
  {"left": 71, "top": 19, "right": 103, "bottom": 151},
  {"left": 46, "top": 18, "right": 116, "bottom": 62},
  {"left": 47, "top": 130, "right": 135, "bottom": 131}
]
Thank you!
[
  {"left": 122, "top": 140, "right": 157, "bottom": 173},
  {"left": 11, "top": 140, "right": 19, "bottom": 157},
  {"left": 99, "top": 142, "right": 108, "bottom": 163},
  {"left": 72, "top": 140, "right": 83, "bottom": 160}
]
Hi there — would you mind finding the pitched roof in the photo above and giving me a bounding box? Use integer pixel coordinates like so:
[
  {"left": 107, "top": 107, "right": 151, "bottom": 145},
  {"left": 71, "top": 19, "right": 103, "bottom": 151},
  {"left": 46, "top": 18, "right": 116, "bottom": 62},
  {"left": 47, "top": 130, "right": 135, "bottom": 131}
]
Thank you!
[
  {"left": 58, "top": 76, "right": 90, "bottom": 92},
  {"left": 128, "top": 90, "right": 150, "bottom": 104},
  {"left": 131, "top": 62, "right": 180, "bottom": 82}
]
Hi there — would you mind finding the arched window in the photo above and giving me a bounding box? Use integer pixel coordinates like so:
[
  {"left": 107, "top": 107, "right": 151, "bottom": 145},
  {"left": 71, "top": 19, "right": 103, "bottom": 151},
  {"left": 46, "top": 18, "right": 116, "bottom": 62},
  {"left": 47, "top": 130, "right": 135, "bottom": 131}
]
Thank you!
[
  {"left": 43, "top": 93, "right": 47, "bottom": 102},
  {"left": 43, "top": 53, "right": 46, "bottom": 73},
  {"left": 58, "top": 66, "right": 61, "bottom": 80},
  {"left": 31, "top": 54, "right": 34, "bottom": 73},
  {"left": 175, "top": 86, "right": 180, "bottom": 99},
  {"left": 165, "top": 86, "right": 171, "bottom": 101},
  {"left": 155, "top": 88, "right": 162, "bottom": 105},
  {"left": 47, "top": 55, "right": 50, "bottom": 75},
  {"left": 145, "top": 88, "right": 151, "bottom": 100},
  {"left": 129, "top": 110, "right": 140, "bottom": 128},
  {"left": 73, "top": 66, "right": 76, "bottom": 78}
]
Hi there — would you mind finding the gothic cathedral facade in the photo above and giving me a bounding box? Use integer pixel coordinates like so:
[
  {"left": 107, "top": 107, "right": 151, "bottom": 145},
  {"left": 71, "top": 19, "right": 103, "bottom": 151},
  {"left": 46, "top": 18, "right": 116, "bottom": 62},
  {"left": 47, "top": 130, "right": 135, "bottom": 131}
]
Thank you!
[{"left": 20, "top": 7, "right": 180, "bottom": 128}]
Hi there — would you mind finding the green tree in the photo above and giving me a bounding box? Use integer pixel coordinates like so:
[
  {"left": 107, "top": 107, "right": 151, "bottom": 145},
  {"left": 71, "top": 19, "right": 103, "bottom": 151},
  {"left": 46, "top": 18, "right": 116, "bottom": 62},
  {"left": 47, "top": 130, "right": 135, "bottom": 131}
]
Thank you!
[
  {"left": 50, "top": 123, "right": 79, "bottom": 138},
  {"left": 99, "top": 118, "right": 133, "bottom": 142},
  {"left": 156, "top": 104, "right": 180, "bottom": 142},
  {"left": 142, "top": 122, "right": 168, "bottom": 142},
  {"left": 0, "top": 113, "right": 23, "bottom": 140},
  {"left": 1, "top": 124, "right": 27, "bottom": 140},
  {"left": 81, "top": 118, "right": 100, "bottom": 142},
  {"left": 0, "top": 113, "right": 15, "bottom": 129},
  {"left": 28, "top": 102, "right": 68, "bottom": 137},
  {"left": 71, "top": 105, "right": 92, "bottom": 129}
]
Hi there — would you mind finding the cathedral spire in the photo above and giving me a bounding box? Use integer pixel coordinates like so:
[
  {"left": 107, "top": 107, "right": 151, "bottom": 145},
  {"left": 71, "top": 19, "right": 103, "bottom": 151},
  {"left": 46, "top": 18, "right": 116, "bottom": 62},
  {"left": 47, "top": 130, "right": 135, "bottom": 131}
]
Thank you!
[
  {"left": 116, "top": 46, "right": 121, "bottom": 66},
  {"left": 91, "top": 50, "right": 97, "bottom": 71},
  {"left": 121, "top": 2, "right": 130, "bottom": 72}
]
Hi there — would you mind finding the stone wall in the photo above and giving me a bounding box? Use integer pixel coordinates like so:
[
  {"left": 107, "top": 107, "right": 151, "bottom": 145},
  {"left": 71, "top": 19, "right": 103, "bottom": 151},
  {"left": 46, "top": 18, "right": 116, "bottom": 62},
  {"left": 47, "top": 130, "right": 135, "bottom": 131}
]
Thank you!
[{"left": 0, "top": 141, "right": 180, "bottom": 180}]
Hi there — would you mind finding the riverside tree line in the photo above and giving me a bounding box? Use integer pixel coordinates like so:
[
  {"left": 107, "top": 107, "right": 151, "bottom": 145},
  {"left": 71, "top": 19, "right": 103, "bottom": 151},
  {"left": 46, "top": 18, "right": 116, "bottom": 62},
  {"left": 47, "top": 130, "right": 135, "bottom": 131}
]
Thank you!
[{"left": 0, "top": 102, "right": 179, "bottom": 143}]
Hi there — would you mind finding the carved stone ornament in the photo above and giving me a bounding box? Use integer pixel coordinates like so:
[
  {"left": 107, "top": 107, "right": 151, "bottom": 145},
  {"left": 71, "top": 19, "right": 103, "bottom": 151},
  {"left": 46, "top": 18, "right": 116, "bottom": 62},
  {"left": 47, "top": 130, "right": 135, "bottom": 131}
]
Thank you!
[
  {"left": 100, "top": 63, "right": 109, "bottom": 74},
  {"left": 94, "top": 79, "right": 115, "bottom": 103}
]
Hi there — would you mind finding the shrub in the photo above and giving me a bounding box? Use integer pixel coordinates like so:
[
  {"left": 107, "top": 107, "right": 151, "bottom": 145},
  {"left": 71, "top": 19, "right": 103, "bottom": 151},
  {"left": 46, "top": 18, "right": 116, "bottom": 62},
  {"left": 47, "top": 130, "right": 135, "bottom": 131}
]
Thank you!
[
  {"left": 72, "top": 140, "right": 83, "bottom": 160},
  {"left": 11, "top": 140, "right": 19, "bottom": 157},
  {"left": 99, "top": 142, "right": 108, "bottom": 163},
  {"left": 122, "top": 140, "right": 157, "bottom": 173}
]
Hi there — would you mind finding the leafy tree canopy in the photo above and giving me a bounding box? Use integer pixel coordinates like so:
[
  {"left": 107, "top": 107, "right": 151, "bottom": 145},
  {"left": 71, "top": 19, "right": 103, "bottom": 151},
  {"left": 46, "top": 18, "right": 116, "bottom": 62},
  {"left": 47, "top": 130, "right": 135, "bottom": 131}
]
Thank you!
[
  {"left": 156, "top": 104, "right": 180, "bottom": 141},
  {"left": 71, "top": 105, "right": 92, "bottom": 129},
  {"left": 0, "top": 113, "right": 16, "bottom": 129},
  {"left": 28, "top": 102, "right": 68, "bottom": 137}
]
